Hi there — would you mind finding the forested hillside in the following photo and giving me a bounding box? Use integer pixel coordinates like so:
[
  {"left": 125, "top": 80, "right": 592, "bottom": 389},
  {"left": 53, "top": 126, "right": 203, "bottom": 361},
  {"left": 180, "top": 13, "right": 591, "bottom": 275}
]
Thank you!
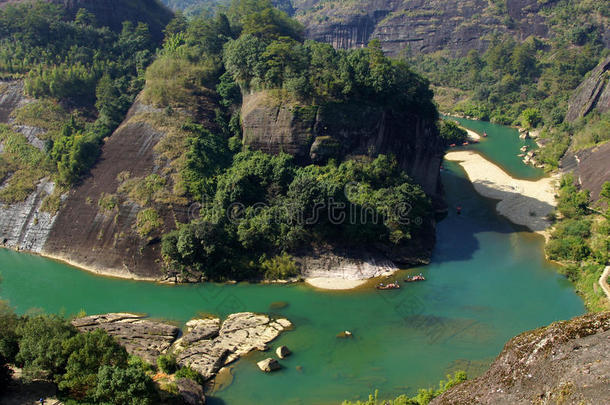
[{"left": 0, "top": 0, "right": 443, "bottom": 281}]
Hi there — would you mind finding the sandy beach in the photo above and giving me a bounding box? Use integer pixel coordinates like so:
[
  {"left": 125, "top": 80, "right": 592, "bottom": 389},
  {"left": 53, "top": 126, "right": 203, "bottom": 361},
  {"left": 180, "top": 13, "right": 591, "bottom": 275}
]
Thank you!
[
  {"left": 305, "top": 277, "right": 368, "bottom": 290},
  {"left": 445, "top": 150, "right": 557, "bottom": 233}
]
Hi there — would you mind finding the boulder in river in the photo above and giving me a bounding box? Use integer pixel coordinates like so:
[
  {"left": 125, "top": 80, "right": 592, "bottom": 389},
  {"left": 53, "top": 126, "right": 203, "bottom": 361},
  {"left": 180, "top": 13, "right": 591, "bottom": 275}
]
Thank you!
[
  {"left": 174, "top": 312, "right": 292, "bottom": 380},
  {"left": 257, "top": 358, "right": 281, "bottom": 372},
  {"left": 276, "top": 345, "right": 291, "bottom": 359}
]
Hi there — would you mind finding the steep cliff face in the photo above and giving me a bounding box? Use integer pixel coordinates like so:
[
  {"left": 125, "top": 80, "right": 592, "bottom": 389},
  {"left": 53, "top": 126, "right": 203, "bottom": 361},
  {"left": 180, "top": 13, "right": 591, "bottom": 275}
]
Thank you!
[
  {"left": 432, "top": 312, "right": 610, "bottom": 405},
  {"left": 0, "top": 81, "right": 59, "bottom": 253},
  {"left": 42, "top": 101, "right": 192, "bottom": 279},
  {"left": 565, "top": 56, "right": 610, "bottom": 122},
  {"left": 294, "top": 0, "right": 553, "bottom": 57},
  {"left": 241, "top": 92, "right": 444, "bottom": 199}
]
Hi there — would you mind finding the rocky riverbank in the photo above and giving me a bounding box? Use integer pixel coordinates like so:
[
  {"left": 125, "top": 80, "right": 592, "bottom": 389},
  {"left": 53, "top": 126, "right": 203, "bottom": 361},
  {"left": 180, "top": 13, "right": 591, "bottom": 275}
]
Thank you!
[
  {"left": 72, "top": 312, "right": 292, "bottom": 381},
  {"left": 432, "top": 311, "right": 610, "bottom": 404}
]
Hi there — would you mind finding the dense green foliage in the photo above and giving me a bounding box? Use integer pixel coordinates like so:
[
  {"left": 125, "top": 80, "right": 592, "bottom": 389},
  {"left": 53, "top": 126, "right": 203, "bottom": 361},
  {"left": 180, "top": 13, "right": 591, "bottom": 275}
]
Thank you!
[
  {"left": 342, "top": 371, "right": 467, "bottom": 405},
  {"left": 0, "top": 303, "right": 179, "bottom": 403},
  {"left": 145, "top": 0, "right": 437, "bottom": 280},
  {"left": 411, "top": 0, "right": 609, "bottom": 167},
  {"left": 438, "top": 120, "right": 468, "bottom": 146},
  {"left": 0, "top": 1, "right": 161, "bottom": 196},
  {"left": 162, "top": 151, "right": 430, "bottom": 280},
  {"left": 546, "top": 175, "right": 610, "bottom": 311}
]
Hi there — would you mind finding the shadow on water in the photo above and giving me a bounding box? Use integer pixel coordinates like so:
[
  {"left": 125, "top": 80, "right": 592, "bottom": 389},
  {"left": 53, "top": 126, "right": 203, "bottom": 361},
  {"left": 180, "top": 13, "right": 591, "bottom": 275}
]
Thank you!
[{"left": 435, "top": 160, "right": 551, "bottom": 263}]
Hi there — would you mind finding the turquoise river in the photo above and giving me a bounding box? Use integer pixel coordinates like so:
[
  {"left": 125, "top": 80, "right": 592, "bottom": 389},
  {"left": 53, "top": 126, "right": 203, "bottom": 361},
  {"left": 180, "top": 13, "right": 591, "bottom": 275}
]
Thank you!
[{"left": 0, "top": 118, "right": 584, "bottom": 404}]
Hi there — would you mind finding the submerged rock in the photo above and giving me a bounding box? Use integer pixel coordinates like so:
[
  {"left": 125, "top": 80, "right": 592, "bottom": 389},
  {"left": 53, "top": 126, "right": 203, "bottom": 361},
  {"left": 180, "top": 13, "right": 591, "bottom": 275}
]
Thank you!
[{"left": 257, "top": 358, "right": 281, "bottom": 372}]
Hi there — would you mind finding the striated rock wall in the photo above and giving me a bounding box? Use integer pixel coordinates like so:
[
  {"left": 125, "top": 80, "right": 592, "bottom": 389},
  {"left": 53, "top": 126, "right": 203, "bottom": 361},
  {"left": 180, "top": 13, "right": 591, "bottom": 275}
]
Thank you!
[
  {"left": 0, "top": 180, "right": 58, "bottom": 252},
  {"left": 565, "top": 56, "right": 610, "bottom": 122},
  {"left": 431, "top": 312, "right": 610, "bottom": 405},
  {"left": 0, "top": 81, "right": 59, "bottom": 253},
  {"left": 295, "top": 0, "right": 555, "bottom": 57}
]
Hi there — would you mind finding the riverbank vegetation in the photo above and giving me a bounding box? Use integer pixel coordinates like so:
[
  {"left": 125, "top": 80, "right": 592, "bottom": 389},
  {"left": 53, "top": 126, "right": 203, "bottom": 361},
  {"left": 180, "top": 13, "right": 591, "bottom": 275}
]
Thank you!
[
  {"left": 341, "top": 371, "right": 467, "bottom": 405},
  {"left": 545, "top": 175, "right": 610, "bottom": 311},
  {"left": 411, "top": 0, "right": 609, "bottom": 168},
  {"left": 0, "top": 300, "right": 200, "bottom": 404}
]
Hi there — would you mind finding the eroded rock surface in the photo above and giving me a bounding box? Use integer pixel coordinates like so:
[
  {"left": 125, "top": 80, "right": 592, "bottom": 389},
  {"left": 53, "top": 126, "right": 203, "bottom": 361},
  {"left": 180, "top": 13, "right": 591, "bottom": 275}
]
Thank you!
[
  {"left": 72, "top": 312, "right": 292, "bottom": 382},
  {"left": 431, "top": 312, "right": 610, "bottom": 405},
  {"left": 565, "top": 56, "right": 610, "bottom": 122},
  {"left": 72, "top": 313, "right": 180, "bottom": 363},
  {"left": 175, "top": 313, "right": 292, "bottom": 380}
]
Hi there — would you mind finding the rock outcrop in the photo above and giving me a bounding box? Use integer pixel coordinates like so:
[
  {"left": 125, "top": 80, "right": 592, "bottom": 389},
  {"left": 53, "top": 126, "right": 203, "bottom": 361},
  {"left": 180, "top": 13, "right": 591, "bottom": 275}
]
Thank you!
[
  {"left": 565, "top": 56, "right": 610, "bottom": 122},
  {"left": 72, "top": 313, "right": 180, "bottom": 363},
  {"left": 0, "top": 81, "right": 59, "bottom": 252},
  {"left": 72, "top": 312, "right": 292, "bottom": 382},
  {"left": 431, "top": 312, "right": 610, "bottom": 405},
  {"left": 257, "top": 358, "right": 281, "bottom": 372},
  {"left": 294, "top": 0, "right": 555, "bottom": 57},
  {"left": 41, "top": 101, "right": 190, "bottom": 280},
  {"left": 174, "top": 313, "right": 292, "bottom": 380},
  {"left": 241, "top": 92, "right": 445, "bottom": 199},
  {"left": 0, "top": 180, "right": 59, "bottom": 252},
  {"left": 561, "top": 142, "right": 610, "bottom": 203},
  {"left": 176, "top": 378, "right": 206, "bottom": 405}
]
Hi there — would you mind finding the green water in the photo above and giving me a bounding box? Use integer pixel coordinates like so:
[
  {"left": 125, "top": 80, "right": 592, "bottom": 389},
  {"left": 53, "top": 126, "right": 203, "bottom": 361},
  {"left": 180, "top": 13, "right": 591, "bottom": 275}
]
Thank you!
[
  {"left": 445, "top": 116, "right": 543, "bottom": 180},
  {"left": 0, "top": 122, "right": 584, "bottom": 404}
]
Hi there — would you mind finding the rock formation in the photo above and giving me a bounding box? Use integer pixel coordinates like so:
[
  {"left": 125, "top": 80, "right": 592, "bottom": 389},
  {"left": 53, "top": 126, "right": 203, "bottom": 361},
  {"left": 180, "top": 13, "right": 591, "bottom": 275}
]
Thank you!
[
  {"left": 174, "top": 313, "right": 292, "bottom": 380},
  {"left": 561, "top": 142, "right": 610, "bottom": 203},
  {"left": 241, "top": 92, "right": 445, "bottom": 199},
  {"left": 72, "top": 312, "right": 292, "bottom": 382},
  {"left": 0, "top": 81, "right": 59, "bottom": 253},
  {"left": 294, "top": 0, "right": 557, "bottom": 58},
  {"left": 431, "top": 312, "right": 610, "bottom": 404},
  {"left": 71, "top": 313, "right": 180, "bottom": 363},
  {"left": 257, "top": 358, "right": 281, "bottom": 372},
  {"left": 565, "top": 56, "right": 610, "bottom": 122}
]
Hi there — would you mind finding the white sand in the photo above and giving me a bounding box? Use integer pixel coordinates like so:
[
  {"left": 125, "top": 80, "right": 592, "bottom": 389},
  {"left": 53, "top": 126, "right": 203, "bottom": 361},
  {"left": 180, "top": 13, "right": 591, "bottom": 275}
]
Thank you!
[
  {"left": 445, "top": 150, "right": 558, "bottom": 233},
  {"left": 305, "top": 277, "right": 367, "bottom": 290},
  {"left": 460, "top": 126, "right": 481, "bottom": 141}
]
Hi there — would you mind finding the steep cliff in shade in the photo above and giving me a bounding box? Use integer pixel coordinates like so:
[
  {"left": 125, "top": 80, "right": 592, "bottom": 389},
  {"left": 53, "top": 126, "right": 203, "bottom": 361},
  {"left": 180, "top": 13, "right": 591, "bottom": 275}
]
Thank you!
[
  {"left": 241, "top": 92, "right": 445, "bottom": 199},
  {"left": 565, "top": 56, "right": 610, "bottom": 122},
  {"left": 432, "top": 312, "right": 610, "bottom": 405},
  {"left": 294, "top": 0, "right": 553, "bottom": 57}
]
